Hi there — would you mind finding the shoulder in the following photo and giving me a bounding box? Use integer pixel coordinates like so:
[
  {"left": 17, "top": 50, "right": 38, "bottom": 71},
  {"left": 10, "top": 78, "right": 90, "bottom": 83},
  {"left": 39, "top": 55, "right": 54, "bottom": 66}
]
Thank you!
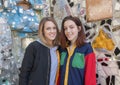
[
  {"left": 27, "top": 41, "right": 38, "bottom": 47},
  {"left": 28, "top": 41, "right": 50, "bottom": 52},
  {"left": 25, "top": 41, "right": 49, "bottom": 54},
  {"left": 77, "top": 42, "right": 93, "bottom": 53},
  {"left": 77, "top": 42, "right": 92, "bottom": 49},
  {"left": 83, "top": 42, "right": 93, "bottom": 54},
  {"left": 26, "top": 41, "right": 43, "bottom": 50},
  {"left": 84, "top": 42, "right": 92, "bottom": 49}
]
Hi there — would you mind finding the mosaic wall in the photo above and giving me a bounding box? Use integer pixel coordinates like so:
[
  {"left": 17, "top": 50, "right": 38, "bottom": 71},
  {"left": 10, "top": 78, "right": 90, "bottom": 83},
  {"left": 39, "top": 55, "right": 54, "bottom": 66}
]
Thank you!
[
  {"left": 0, "top": 0, "right": 120, "bottom": 85},
  {"left": 0, "top": 0, "right": 50, "bottom": 84}
]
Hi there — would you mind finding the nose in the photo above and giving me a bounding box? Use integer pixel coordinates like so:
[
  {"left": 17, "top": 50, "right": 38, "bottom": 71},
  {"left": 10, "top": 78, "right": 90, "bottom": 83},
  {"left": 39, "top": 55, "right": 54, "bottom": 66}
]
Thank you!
[
  {"left": 50, "top": 28, "right": 56, "bottom": 32},
  {"left": 66, "top": 28, "right": 70, "bottom": 33}
]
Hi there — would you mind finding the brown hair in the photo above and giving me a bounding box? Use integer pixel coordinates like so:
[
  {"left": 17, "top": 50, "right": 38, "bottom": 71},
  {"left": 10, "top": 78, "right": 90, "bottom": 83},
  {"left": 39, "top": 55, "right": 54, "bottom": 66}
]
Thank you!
[
  {"left": 38, "top": 17, "right": 59, "bottom": 47},
  {"left": 60, "top": 15, "right": 86, "bottom": 48}
]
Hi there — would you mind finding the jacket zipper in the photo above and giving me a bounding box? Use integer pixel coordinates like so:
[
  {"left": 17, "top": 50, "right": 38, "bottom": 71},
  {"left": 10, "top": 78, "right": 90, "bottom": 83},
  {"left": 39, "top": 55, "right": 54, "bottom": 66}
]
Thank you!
[{"left": 46, "top": 49, "right": 51, "bottom": 85}]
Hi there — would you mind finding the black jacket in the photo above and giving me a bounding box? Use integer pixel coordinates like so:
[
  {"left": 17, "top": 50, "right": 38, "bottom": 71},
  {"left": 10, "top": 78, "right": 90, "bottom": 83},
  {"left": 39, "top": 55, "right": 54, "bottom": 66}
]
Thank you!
[{"left": 19, "top": 41, "right": 51, "bottom": 85}]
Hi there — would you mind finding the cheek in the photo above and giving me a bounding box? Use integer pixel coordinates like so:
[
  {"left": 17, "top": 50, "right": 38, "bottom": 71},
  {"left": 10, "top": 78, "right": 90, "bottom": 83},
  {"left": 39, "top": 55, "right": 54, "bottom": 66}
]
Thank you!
[
  {"left": 55, "top": 30, "right": 57, "bottom": 34},
  {"left": 75, "top": 29, "right": 80, "bottom": 34},
  {"left": 64, "top": 30, "right": 68, "bottom": 36},
  {"left": 44, "top": 31, "right": 49, "bottom": 37}
]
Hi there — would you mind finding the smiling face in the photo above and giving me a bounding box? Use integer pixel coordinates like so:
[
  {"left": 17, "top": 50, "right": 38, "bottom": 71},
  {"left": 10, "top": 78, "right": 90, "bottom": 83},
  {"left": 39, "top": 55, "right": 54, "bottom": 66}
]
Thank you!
[
  {"left": 64, "top": 20, "right": 80, "bottom": 44},
  {"left": 43, "top": 21, "right": 57, "bottom": 45},
  {"left": 60, "top": 16, "right": 86, "bottom": 48}
]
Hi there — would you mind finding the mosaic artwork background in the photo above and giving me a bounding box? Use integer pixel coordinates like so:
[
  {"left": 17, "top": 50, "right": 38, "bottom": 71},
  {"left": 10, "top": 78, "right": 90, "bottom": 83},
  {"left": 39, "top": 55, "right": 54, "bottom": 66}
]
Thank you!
[{"left": 0, "top": 0, "right": 120, "bottom": 85}]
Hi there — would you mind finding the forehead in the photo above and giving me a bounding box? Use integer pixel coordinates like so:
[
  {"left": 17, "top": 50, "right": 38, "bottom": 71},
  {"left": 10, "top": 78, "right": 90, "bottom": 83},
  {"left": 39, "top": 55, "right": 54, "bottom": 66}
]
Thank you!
[
  {"left": 44, "top": 21, "right": 55, "bottom": 27},
  {"left": 64, "top": 20, "right": 76, "bottom": 27}
]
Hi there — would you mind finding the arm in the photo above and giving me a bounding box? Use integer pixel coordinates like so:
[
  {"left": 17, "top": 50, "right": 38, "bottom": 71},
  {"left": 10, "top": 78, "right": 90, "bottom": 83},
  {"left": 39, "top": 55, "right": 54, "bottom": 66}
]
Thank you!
[
  {"left": 84, "top": 44, "right": 96, "bottom": 85},
  {"left": 19, "top": 43, "right": 35, "bottom": 85}
]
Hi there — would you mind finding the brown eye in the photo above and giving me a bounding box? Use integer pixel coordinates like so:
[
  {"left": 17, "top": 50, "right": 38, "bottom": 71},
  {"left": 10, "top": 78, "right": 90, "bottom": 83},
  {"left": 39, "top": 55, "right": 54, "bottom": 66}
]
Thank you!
[
  {"left": 46, "top": 27, "right": 51, "bottom": 30},
  {"left": 64, "top": 27, "right": 67, "bottom": 30},
  {"left": 70, "top": 26, "right": 74, "bottom": 29},
  {"left": 53, "top": 27, "right": 56, "bottom": 29}
]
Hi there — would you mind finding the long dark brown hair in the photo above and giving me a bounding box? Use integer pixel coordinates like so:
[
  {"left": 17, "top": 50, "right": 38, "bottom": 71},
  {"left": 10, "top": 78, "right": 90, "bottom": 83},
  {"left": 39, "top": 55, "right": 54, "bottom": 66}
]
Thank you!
[{"left": 60, "top": 15, "right": 86, "bottom": 48}]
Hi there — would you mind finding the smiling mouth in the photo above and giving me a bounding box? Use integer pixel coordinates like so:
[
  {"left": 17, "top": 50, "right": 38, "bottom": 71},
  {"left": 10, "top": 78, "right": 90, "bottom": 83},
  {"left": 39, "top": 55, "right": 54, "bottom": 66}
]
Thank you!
[{"left": 49, "top": 34, "right": 56, "bottom": 37}]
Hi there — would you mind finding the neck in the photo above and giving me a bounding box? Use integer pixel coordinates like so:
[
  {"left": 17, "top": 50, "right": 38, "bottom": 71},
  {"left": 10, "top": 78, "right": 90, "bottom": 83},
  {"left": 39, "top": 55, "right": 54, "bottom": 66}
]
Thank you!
[
  {"left": 47, "top": 42, "right": 54, "bottom": 47},
  {"left": 69, "top": 43, "right": 76, "bottom": 50}
]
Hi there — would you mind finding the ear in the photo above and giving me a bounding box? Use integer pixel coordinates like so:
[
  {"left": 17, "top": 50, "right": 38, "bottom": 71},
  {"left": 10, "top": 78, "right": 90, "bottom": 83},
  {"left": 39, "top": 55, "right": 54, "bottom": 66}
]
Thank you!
[{"left": 78, "top": 26, "right": 81, "bottom": 32}]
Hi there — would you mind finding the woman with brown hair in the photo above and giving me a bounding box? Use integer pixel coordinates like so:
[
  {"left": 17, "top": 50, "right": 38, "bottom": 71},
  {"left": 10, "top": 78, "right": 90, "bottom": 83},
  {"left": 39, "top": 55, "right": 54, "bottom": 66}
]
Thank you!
[
  {"left": 19, "top": 17, "right": 60, "bottom": 85},
  {"left": 59, "top": 16, "right": 96, "bottom": 85}
]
